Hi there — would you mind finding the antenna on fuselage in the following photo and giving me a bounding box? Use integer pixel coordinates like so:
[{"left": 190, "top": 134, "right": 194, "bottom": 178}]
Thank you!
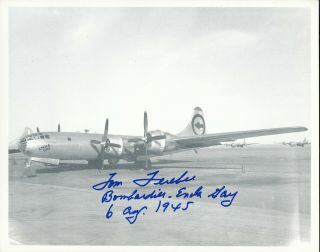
[
  {"left": 58, "top": 123, "right": 61, "bottom": 132},
  {"left": 36, "top": 127, "right": 40, "bottom": 133}
]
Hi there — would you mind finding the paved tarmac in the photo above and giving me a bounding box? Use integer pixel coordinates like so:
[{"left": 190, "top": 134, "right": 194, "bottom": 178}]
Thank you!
[{"left": 9, "top": 145, "right": 311, "bottom": 245}]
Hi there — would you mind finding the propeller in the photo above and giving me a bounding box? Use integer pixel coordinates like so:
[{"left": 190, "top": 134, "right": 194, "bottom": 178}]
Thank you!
[
  {"left": 143, "top": 112, "right": 150, "bottom": 169},
  {"left": 141, "top": 111, "right": 166, "bottom": 169},
  {"left": 125, "top": 111, "right": 167, "bottom": 168},
  {"left": 90, "top": 118, "right": 121, "bottom": 171},
  {"left": 142, "top": 112, "right": 167, "bottom": 144}
]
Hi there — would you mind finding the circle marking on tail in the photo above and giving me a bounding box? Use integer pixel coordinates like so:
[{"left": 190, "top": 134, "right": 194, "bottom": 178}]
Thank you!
[{"left": 192, "top": 114, "right": 206, "bottom": 135}]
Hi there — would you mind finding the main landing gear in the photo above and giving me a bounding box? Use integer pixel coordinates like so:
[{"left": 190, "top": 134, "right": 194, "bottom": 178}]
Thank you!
[
  {"left": 108, "top": 158, "right": 119, "bottom": 168},
  {"left": 87, "top": 158, "right": 120, "bottom": 170}
]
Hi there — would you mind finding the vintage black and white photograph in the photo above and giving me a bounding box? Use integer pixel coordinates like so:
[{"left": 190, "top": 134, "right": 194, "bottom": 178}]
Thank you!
[{"left": 2, "top": 2, "right": 318, "bottom": 249}]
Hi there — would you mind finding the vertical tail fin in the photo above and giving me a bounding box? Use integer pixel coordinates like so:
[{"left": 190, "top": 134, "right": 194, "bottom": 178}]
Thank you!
[{"left": 177, "top": 107, "right": 206, "bottom": 136}]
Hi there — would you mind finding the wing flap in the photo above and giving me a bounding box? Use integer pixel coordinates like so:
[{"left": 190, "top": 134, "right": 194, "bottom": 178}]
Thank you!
[{"left": 171, "top": 126, "right": 307, "bottom": 147}]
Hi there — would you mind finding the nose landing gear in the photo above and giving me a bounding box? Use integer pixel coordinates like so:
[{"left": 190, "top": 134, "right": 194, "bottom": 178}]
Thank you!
[{"left": 24, "top": 158, "right": 37, "bottom": 177}]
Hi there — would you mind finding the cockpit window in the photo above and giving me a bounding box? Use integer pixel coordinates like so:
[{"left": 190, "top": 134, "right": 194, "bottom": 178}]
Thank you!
[{"left": 25, "top": 134, "right": 50, "bottom": 141}]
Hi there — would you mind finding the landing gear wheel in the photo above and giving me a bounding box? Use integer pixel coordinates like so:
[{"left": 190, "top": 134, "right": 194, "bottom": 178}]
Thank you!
[{"left": 108, "top": 158, "right": 119, "bottom": 169}]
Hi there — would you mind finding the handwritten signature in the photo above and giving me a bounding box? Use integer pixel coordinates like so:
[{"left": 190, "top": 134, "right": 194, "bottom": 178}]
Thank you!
[
  {"left": 92, "top": 170, "right": 238, "bottom": 224},
  {"left": 132, "top": 170, "right": 196, "bottom": 187}
]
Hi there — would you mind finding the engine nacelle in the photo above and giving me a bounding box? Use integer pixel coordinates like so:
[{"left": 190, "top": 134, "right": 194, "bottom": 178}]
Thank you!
[
  {"left": 147, "top": 130, "right": 166, "bottom": 155},
  {"left": 105, "top": 136, "right": 124, "bottom": 157}
]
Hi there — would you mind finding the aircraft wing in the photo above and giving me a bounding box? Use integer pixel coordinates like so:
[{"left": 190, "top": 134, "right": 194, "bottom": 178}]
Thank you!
[{"left": 169, "top": 126, "right": 307, "bottom": 149}]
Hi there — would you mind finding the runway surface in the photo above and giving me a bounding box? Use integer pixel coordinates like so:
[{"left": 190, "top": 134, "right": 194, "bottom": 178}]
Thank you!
[{"left": 9, "top": 145, "right": 311, "bottom": 245}]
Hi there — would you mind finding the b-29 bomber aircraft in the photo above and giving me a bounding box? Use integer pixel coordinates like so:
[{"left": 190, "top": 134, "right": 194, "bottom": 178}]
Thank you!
[
  {"left": 9, "top": 107, "right": 307, "bottom": 171},
  {"left": 225, "top": 138, "right": 257, "bottom": 148},
  {"left": 281, "top": 138, "right": 311, "bottom": 147}
]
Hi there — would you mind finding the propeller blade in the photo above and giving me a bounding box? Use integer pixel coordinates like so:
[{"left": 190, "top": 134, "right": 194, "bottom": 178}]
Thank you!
[
  {"left": 91, "top": 140, "right": 101, "bottom": 145},
  {"left": 145, "top": 145, "right": 149, "bottom": 169},
  {"left": 58, "top": 123, "right": 61, "bottom": 132},
  {"left": 100, "top": 143, "right": 104, "bottom": 162},
  {"left": 109, "top": 143, "right": 121, "bottom": 148},
  {"left": 98, "top": 118, "right": 109, "bottom": 171},
  {"left": 151, "top": 135, "right": 166, "bottom": 141},
  {"left": 36, "top": 127, "right": 40, "bottom": 133},
  {"left": 144, "top": 111, "right": 148, "bottom": 137},
  {"left": 103, "top": 118, "right": 109, "bottom": 142}
]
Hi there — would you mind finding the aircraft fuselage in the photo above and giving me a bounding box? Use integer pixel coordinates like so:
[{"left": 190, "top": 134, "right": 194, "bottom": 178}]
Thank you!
[{"left": 19, "top": 131, "right": 175, "bottom": 162}]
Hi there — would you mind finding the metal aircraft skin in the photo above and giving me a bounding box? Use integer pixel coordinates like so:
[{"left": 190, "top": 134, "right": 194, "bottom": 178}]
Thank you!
[
  {"left": 281, "top": 138, "right": 311, "bottom": 147},
  {"left": 9, "top": 107, "right": 308, "bottom": 169}
]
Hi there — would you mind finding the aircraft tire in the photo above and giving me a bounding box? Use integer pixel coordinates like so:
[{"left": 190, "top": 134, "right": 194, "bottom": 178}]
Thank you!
[{"left": 108, "top": 158, "right": 119, "bottom": 167}]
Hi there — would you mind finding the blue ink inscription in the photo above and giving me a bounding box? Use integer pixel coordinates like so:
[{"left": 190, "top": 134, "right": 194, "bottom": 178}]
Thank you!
[
  {"left": 155, "top": 200, "right": 194, "bottom": 213},
  {"left": 123, "top": 205, "right": 147, "bottom": 224},
  {"left": 207, "top": 186, "right": 238, "bottom": 207},
  {"left": 133, "top": 170, "right": 196, "bottom": 187},
  {"left": 101, "top": 189, "right": 166, "bottom": 203},
  {"left": 176, "top": 186, "right": 203, "bottom": 199},
  {"left": 91, "top": 169, "right": 239, "bottom": 224},
  {"left": 92, "top": 173, "right": 122, "bottom": 190},
  {"left": 105, "top": 204, "right": 113, "bottom": 219}
]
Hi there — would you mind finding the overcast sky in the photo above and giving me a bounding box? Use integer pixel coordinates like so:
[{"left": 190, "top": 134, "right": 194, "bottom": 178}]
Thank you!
[{"left": 9, "top": 7, "right": 311, "bottom": 143}]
